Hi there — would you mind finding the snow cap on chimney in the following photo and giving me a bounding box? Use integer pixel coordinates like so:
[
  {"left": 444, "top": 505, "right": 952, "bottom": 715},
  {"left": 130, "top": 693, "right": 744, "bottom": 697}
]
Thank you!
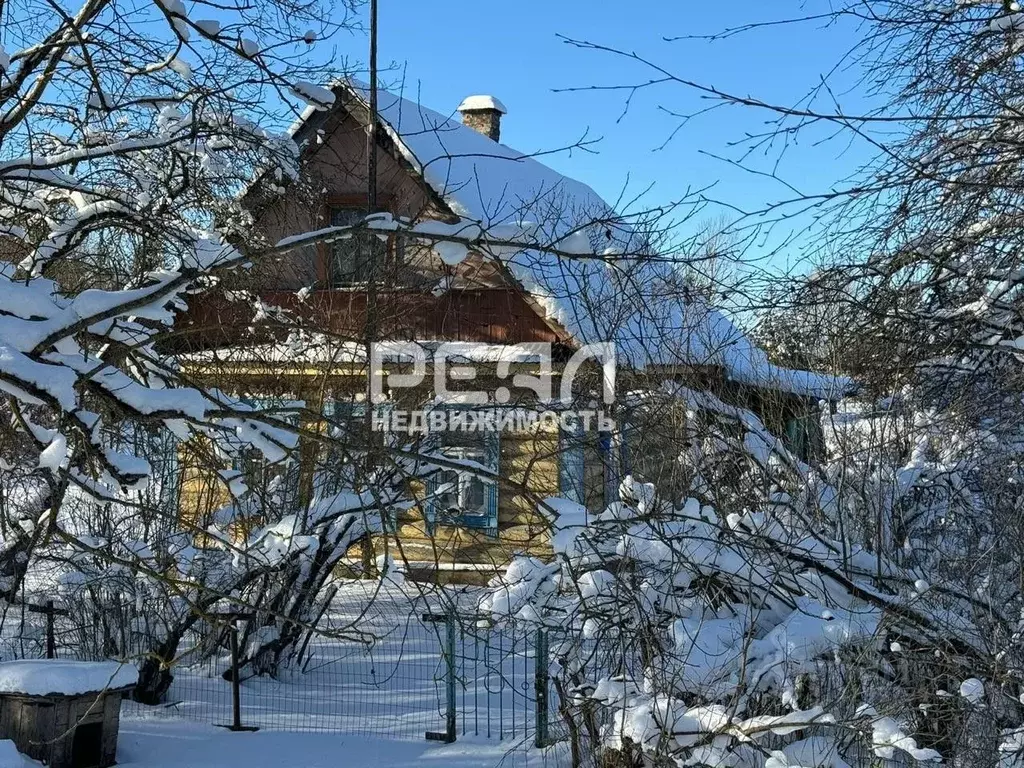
[{"left": 457, "top": 95, "right": 507, "bottom": 142}]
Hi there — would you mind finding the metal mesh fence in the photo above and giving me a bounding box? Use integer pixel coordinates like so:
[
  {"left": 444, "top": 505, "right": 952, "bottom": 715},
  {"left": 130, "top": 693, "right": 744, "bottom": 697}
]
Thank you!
[
  {"left": 161, "top": 584, "right": 450, "bottom": 736},
  {"left": 0, "top": 581, "right": 569, "bottom": 755}
]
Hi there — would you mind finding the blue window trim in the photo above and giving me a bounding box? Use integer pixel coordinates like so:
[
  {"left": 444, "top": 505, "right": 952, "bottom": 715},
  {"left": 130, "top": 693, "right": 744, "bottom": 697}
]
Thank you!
[
  {"left": 236, "top": 396, "right": 302, "bottom": 510},
  {"left": 558, "top": 417, "right": 586, "bottom": 506},
  {"left": 423, "top": 407, "right": 500, "bottom": 537},
  {"left": 619, "top": 415, "right": 637, "bottom": 477},
  {"left": 322, "top": 395, "right": 379, "bottom": 470},
  {"left": 321, "top": 397, "right": 360, "bottom": 499},
  {"left": 323, "top": 397, "right": 367, "bottom": 447},
  {"left": 598, "top": 428, "right": 617, "bottom": 507},
  {"left": 597, "top": 417, "right": 634, "bottom": 508},
  {"left": 322, "top": 398, "right": 399, "bottom": 526},
  {"left": 424, "top": 469, "right": 440, "bottom": 530}
]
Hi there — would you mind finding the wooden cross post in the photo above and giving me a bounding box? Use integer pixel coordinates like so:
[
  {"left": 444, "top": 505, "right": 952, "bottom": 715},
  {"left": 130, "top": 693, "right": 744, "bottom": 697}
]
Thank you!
[{"left": 28, "top": 600, "right": 69, "bottom": 659}]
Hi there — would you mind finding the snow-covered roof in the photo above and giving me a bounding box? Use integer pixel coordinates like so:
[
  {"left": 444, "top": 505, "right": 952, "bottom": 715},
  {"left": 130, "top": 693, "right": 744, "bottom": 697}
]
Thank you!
[
  {"left": 287, "top": 82, "right": 855, "bottom": 400},
  {"left": 457, "top": 95, "right": 507, "bottom": 114},
  {"left": 0, "top": 660, "right": 137, "bottom": 696},
  {"left": 291, "top": 80, "right": 623, "bottom": 238}
]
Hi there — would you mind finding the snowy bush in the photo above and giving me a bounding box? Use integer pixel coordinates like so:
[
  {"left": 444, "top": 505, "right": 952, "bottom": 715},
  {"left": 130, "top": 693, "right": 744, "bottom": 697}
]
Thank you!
[
  {"left": 480, "top": 447, "right": 1024, "bottom": 768},
  {"left": 0, "top": 0, "right": 386, "bottom": 701}
]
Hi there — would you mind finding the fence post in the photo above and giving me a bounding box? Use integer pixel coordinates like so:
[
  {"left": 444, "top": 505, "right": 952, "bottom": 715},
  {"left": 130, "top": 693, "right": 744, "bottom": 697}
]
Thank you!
[
  {"left": 214, "top": 613, "right": 258, "bottom": 732},
  {"left": 534, "top": 628, "right": 549, "bottom": 748},
  {"left": 229, "top": 622, "right": 243, "bottom": 729},
  {"left": 445, "top": 611, "right": 457, "bottom": 742},
  {"left": 424, "top": 610, "right": 457, "bottom": 743}
]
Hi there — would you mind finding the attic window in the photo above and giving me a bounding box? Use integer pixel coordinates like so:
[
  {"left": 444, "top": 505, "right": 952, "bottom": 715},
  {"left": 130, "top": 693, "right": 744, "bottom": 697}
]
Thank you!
[{"left": 329, "top": 207, "right": 390, "bottom": 286}]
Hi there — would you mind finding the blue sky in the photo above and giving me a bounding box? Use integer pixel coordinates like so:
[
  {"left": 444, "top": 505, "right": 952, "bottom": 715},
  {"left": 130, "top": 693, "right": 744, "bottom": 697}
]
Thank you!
[
  {"left": 338, "top": 0, "right": 877, "bottom": 268},
  {"left": 4, "top": 0, "right": 875, "bottom": 269}
]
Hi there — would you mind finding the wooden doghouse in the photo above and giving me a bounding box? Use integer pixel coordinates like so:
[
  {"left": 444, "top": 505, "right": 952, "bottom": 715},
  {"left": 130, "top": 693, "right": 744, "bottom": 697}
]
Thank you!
[{"left": 0, "top": 660, "right": 137, "bottom": 768}]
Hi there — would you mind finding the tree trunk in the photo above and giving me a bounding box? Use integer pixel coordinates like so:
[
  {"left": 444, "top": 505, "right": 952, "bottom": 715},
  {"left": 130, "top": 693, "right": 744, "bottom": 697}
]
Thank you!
[{"left": 133, "top": 633, "right": 182, "bottom": 705}]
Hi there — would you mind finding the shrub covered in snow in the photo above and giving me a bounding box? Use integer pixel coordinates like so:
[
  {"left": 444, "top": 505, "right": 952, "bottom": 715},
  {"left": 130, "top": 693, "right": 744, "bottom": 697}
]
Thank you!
[{"left": 481, "top": 459, "right": 1017, "bottom": 768}]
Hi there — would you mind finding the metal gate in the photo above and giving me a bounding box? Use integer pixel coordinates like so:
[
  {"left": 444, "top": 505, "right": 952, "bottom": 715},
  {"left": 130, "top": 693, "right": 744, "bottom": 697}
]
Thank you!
[{"left": 428, "top": 611, "right": 552, "bottom": 747}]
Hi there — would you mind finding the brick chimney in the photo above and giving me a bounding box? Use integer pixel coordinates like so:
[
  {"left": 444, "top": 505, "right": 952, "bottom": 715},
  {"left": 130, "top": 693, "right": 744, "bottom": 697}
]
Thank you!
[{"left": 457, "top": 95, "right": 507, "bottom": 142}]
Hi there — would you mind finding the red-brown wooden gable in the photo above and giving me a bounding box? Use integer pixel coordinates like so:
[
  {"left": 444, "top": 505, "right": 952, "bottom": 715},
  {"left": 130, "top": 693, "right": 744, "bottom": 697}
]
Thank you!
[{"left": 172, "top": 288, "right": 562, "bottom": 353}]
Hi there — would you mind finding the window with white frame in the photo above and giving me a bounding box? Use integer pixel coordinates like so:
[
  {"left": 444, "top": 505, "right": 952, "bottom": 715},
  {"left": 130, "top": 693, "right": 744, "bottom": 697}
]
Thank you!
[
  {"left": 436, "top": 445, "right": 488, "bottom": 519},
  {"left": 426, "top": 427, "right": 499, "bottom": 533}
]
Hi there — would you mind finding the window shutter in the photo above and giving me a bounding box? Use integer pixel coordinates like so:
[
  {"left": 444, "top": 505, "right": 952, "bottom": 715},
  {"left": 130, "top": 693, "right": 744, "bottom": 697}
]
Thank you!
[
  {"left": 276, "top": 402, "right": 302, "bottom": 510},
  {"left": 599, "top": 428, "right": 619, "bottom": 508},
  {"left": 483, "top": 429, "right": 500, "bottom": 535},
  {"left": 373, "top": 402, "right": 398, "bottom": 532},
  {"left": 606, "top": 412, "right": 637, "bottom": 504},
  {"left": 423, "top": 408, "right": 441, "bottom": 532},
  {"left": 424, "top": 467, "right": 439, "bottom": 532},
  {"left": 619, "top": 418, "right": 635, "bottom": 477},
  {"left": 320, "top": 398, "right": 349, "bottom": 497},
  {"left": 558, "top": 419, "right": 586, "bottom": 506}
]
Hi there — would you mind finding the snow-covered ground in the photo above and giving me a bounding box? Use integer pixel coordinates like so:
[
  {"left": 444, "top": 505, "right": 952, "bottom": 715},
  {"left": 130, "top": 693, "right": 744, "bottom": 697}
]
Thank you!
[
  {"left": 0, "top": 582, "right": 566, "bottom": 767},
  {"left": 0, "top": 719, "right": 563, "bottom": 768},
  {"left": 100, "top": 582, "right": 564, "bottom": 768},
  {"left": 125, "top": 582, "right": 541, "bottom": 738},
  {"left": 114, "top": 719, "right": 563, "bottom": 768}
]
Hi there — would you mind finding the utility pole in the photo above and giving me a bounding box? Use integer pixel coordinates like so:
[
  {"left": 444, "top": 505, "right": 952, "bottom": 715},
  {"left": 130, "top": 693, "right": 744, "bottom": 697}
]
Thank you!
[
  {"left": 367, "top": 0, "right": 378, "bottom": 213},
  {"left": 361, "top": 0, "right": 379, "bottom": 577}
]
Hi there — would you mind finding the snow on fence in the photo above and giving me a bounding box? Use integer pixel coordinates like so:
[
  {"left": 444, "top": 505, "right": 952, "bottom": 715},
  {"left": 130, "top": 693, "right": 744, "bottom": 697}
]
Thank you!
[{"left": 0, "top": 583, "right": 558, "bottom": 747}]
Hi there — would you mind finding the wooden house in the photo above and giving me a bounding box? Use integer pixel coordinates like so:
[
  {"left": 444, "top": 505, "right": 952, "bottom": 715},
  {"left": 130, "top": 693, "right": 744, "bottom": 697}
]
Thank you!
[{"left": 172, "top": 81, "right": 854, "bottom": 574}]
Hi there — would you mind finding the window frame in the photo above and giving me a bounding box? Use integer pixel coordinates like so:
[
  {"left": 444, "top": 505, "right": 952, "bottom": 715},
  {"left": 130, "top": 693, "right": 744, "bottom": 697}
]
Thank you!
[
  {"left": 317, "top": 195, "right": 402, "bottom": 288},
  {"left": 423, "top": 410, "right": 500, "bottom": 536},
  {"left": 434, "top": 444, "right": 489, "bottom": 521},
  {"left": 232, "top": 396, "right": 304, "bottom": 513},
  {"left": 319, "top": 396, "right": 364, "bottom": 497},
  {"left": 558, "top": 416, "right": 586, "bottom": 507}
]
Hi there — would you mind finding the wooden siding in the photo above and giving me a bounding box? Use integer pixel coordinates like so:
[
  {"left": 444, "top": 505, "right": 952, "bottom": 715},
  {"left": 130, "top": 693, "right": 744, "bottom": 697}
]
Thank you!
[
  {"left": 0, "top": 690, "right": 125, "bottom": 768},
  {"left": 179, "top": 437, "right": 228, "bottom": 531},
  {"left": 170, "top": 287, "right": 565, "bottom": 354},
  {"left": 369, "top": 420, "right": 561, "bottom": 568},
  {"left": 176, "top": 394, "right": 572, "bottom": 570}
]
